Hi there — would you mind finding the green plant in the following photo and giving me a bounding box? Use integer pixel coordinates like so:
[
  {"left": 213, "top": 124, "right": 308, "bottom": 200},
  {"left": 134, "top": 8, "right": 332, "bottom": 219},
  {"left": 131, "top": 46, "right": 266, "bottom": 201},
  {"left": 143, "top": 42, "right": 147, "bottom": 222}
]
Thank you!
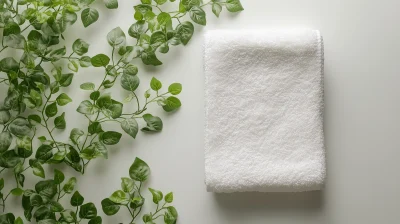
[
  {"left": 101, "top": 157, "right": 177, "bottom": 224},
  {"left": 0, "top": 0, "right": 243, "bottom": 222},
  {"left": 1, "top": 170, "right": 101, "bottom": 223}
]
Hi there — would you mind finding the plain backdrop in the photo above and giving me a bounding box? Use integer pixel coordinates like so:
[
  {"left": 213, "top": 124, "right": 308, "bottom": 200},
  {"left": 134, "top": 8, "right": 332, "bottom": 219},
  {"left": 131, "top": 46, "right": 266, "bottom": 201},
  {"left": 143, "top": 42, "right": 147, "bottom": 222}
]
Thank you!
[{"left": 4, "top": 0, "right": 400, "bottom": 223}]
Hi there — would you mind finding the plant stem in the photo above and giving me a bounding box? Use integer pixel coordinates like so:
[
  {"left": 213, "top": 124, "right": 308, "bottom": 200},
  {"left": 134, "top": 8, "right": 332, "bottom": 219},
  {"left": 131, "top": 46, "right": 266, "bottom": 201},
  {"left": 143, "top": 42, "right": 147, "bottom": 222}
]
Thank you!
[
  {"left": 0, "top": 46, "right": 8, "bottom": 53},
  {"left": 41, "top": 92, "right": 62, "bottom": 152}
]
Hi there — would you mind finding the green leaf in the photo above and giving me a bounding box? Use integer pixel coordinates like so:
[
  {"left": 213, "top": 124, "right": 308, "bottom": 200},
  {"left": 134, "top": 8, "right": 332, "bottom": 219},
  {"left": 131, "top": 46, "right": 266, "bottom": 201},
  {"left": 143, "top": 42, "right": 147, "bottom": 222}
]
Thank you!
[
  {"left": 176, "top": 21, "right": 194, "bottom": 45},
  {"left": 23, "top": 97, "right": 36, "bottom": 109},
  {"left": 50, "top": 150, "right": 66, "bottom": 162},
  {"left": 30, "top": 193, "right": 44, "bottom": 206},
  {"left": 11, "top": 187, "right": 24, "bottom": 196},
  {"left": 88, "top": 216, "right": 102, "bottom": 224},
  {"left": 107, "top": 27, "right": 126, "bottom": 48},
  {"left": 189, "top": 6, "right": 206, "bottom": 25},
  {"left": 0, "top": 149, "right": 21, "bottom": 168},
  {"left": 109, "top": 190, "right": 129, "bottom": 204},
  {"left": 121, "top": 74, "right": 140, "bottom": 91},
  {"left": 144, "top": 89, "right": 151, "bottom": 98},
  {"left": 141, "top": 0, "right": 152, "bottom": 3},
  {"left": 0, "top": 110, "right": 11, "bottom": 124},
  {"left": 102, "top": 100, "right": 122, "bottom": 119},
  {"left": 61, "top": 210, "right": 77, "bottom": 223},
  {"left": 156, "top": 0, "right": 168, "bottom": 4},
  {"left": 163, "top": 96, "right": 181, "bottom": 112},
  {"left": 30, "top": 160, "right": 45, "bottom": 178},
  {"left": 72, "top": 38, "right": 89, "bottom": 56},
  {"left": 80, "top": 82, "right": 95, "bottom": 90},
  {"left": 56, "top": 93, "right": 72, "bottom": 106},
  {"left": 159, "top": 43, "right": 169, "bottom": 53},
  {"left": 181, "top": 0, "right": 200, "bottom": 10},
  {"left": 68, "top": 60, "right": 79, "bottom": 72},
  {"left": 165, "top": 192, "right": 173, "bottom": 203},
  {"left": 128, "top": 21, "right": 147, "bottom": 39},
  {"left": 0, "top": 132, "right": 12, "bottom": 153},
  {"left": 81, "top": 8, "right": 99, "bottom": 27},
  {"left": 9, "top": 118, "right": 31, "bottom": 137},
  {"left": 88, "top": 122, "right": 103, "bottom": 134},
  {"left": 71, "top": 191, "right": 85, "bottom": 206},
  {"left": 149, "top": 188, "right": 163, "bottom": 204},
  {"left": 129, "top": 157, "right": 150, "bottom": 181},
  {"left": 14, "top": 217, "right": 24, "bottom": 224},
  {"left": 157, "top": 12, "right": 172, "bottom": 30},
  {"left": 45, "top": 102, "right": 58, "bottom": 117},
  {"left": 134, "top": 4, "right": 152, "bottom": 15},
  {"left": 80, "top": 143, "right": 103, "bottom": 160},
  {"left": 50, "top": 82, "right": 60, "bottom": 94},
  {"left": 141, "top": 51, "right": 162, "bottom": 66},
  {"left": 37, "top": 219, "right": 56, "bottom": 224},
  {"left": 79, "top": 202, "right": 97, "bottom": 219},
  {"left": 91, "top": 54, "right": 110, "bottom": 67},
  {"left": 99, "top": 131, "right": 122, "bottom": 145},
  {"left": 35, "top": 144, "right": 53, "bottom": 162},
  {"left": 79, "top": 56, "right": 92, "bottom": 67},
  {"left": 144, "top": 11, "right": 158, "bottom": 32},
  {"left": 143, "top": 214, "right": 152, "bottom": 222},
  {"left": 0, "top": 178, "right": 3, "bottom": 190},
  {"left": 121, "top": 177, "right": 134, "bottom": 193},
  {"left": 164, "top": 206, "right": 178, "bottom": 224},
  {"left": 150, "top": 31, "right": 166, "bottom": 47},
  {"left": 35, "top": 180, "right": 57, "bottom": 198},
  {"left": 212, "top": 3, "right": 222, "bottom": 17},
  {"left": 4, "top": 34, "right": 26, "bottom": 49},
  {"left": 150, "top": 77, "right": 162, "bottom": 91},
  {"left": 104, "top": 0, "right": 118, "bottom": 9},
  {"left": 30, "top": 89, "right": 42, "bottom": 107},
  {"left": 226, "top": 0, "right": 244, "bottom": 12},
  {"left": 101, "top": 198, "right": 120, "bottom": 215},
  {"left": 14, "top": 161, "right": 23, "bottom": 174},
  {"left": 63, "top": 177, "right": 77, "bottom": 193},
  {"left": 54, "top": 112, "right": 66, "bottom": 129},
  {"left": 0, "top": 57, "right": 19, "bottom": 73},
  {"left": 3, "top": 21, "right": 21, "bottom": 36},
  {"left": 141, "top": 114, "right": 163, "bottom": 132},
  {"left": 49, "top": 47, "right": 67, "bottom": 61},
  {"left": 59, "top": 73, "right": 74, "bottom": 87},
  {"left": 70, "top": 128, "right": 84, "bottom": 144},
  {"left": 121, "top": 118, "right": 139, "bottom": 139},
  {"left": 168, "top": 83, "right": 182, "bottom": 95},
  {"left": 96, "top": 93, "right": 112, "bottom": 108},
  {"left": 77, "top": 100, "right": 97, "bottom": 115},
  {"left": 0, "top": 213, "right": 15, "bottom": 224},
  {"left": 67, "top": 146, "right": 81, "bottom": 164},
  {"left": 54, "top": 169, "right": 65, "bottom": 184},
  {"left": 49, "top": 200, "right": 64, "bottom": 212},
  {"left": 123, "top": 64, "right": 139, "bottom": 76}
]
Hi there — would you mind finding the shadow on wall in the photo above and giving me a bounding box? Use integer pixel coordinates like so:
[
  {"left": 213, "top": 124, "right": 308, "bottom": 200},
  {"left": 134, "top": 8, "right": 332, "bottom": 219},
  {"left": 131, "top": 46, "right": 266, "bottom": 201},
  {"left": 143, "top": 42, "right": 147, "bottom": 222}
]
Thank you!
[{"left": 213, "top": 191, "right": 324, "bottom": 211}]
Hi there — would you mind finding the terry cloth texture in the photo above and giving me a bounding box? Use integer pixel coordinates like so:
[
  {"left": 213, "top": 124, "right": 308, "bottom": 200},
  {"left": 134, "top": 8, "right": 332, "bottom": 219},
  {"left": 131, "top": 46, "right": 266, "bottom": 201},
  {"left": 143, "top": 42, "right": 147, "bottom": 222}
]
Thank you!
[{"left": 204, "top": 29, "right": 325, "bottom": 193}]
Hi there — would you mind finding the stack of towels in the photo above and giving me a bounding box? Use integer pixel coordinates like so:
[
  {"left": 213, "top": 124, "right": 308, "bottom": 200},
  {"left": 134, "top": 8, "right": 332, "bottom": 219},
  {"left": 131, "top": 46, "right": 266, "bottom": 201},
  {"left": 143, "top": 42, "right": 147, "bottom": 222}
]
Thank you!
[{"left": 204, "top": 29, "right": 325, "bottom": 193}]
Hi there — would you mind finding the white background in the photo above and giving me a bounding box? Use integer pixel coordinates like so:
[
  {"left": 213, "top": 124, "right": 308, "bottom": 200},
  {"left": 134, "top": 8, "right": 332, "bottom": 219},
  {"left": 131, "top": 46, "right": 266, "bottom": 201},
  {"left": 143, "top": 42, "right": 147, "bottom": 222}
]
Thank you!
[{"left": 4, "top": 0, "right": 400, "bottom": 223}]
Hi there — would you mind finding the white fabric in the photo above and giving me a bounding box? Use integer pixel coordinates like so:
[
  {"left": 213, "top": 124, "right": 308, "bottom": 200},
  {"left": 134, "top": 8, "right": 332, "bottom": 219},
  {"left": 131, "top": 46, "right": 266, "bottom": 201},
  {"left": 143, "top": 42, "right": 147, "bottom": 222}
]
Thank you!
[{"left": 204, "top": 29, "right": 325, "bottom": 193}]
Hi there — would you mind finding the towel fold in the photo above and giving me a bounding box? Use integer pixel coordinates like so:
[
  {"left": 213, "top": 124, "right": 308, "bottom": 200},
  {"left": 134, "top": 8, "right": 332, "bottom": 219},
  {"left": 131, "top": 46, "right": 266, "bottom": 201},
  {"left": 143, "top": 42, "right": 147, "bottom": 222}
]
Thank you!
[{"left": 204, "top": 29, "right": 325, "bottom": 193}]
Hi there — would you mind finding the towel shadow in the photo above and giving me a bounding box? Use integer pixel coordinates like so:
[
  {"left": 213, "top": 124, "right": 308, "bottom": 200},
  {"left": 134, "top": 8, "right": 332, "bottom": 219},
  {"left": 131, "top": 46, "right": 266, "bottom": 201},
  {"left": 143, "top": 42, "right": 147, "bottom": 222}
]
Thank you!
[{"left": 213, "top": 191, "right": 324, "bottom": 211}]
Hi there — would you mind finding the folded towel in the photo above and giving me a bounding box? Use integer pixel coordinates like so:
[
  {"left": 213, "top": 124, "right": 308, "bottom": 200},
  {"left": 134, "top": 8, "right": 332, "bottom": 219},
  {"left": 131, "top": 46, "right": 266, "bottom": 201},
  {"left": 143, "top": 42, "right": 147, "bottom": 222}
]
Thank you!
[{"left": 204, "top": 29, "right": 325, "bottom": 193}]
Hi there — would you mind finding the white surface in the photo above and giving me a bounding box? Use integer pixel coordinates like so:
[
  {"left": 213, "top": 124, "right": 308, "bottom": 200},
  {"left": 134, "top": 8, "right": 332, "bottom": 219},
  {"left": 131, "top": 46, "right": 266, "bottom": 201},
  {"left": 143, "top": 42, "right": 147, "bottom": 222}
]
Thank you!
[
  {"left": 5, "top": 0, "right": 400, "bottom": 223},
  {"left": 204, "top": 30, "right": 325, "bottom": 192}
]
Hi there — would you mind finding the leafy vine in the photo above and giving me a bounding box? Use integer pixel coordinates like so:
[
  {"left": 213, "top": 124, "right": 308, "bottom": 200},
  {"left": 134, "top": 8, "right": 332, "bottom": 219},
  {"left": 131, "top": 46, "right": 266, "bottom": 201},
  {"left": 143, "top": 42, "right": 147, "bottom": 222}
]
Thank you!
[{"left": 0, "top": 0, "right": 243, "bottom": 223}]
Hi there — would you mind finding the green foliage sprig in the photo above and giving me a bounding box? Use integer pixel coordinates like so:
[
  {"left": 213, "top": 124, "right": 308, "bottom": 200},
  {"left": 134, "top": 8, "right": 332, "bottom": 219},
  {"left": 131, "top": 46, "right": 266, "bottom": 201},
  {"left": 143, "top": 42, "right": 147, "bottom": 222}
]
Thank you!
[
  {"left": 101, "top": 158, "right": 178, "bottom": 224},
  {"left": 0, "top": 0, "right": 243, "bottom": 222}
]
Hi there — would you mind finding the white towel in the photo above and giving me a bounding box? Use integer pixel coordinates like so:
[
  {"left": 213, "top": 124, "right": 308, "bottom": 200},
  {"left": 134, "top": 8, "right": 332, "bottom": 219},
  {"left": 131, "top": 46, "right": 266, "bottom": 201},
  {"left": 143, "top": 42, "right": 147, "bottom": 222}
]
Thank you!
[{"left": 204, "top": 29, "right": 325, "bottom": 193}]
